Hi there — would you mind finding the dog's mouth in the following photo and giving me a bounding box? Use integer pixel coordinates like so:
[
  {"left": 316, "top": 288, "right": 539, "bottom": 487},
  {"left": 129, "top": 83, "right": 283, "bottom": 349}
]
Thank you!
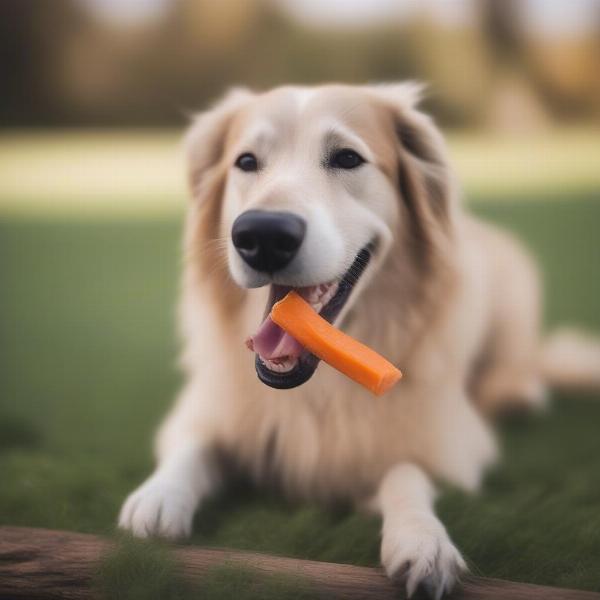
[{"left": 245, "top": 243, "right": 374, "bottom": 389}]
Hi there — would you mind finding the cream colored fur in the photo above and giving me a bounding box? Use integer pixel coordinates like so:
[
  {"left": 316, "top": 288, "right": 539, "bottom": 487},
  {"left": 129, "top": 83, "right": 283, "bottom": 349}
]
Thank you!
[{"left": 119, "top": 83, "right": 600, "bottom": 599}]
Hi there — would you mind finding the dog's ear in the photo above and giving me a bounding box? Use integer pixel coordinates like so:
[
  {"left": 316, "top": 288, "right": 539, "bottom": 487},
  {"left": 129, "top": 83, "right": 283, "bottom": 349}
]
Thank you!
[
  {"left": 184, "top": 87, "right": 254, "bottom": 201},
  {"left": 182, "top": 89, "right": 253, "bottom": 306},
  {"left": 370, "top": 83, "right": 457, "bottom": 244}
]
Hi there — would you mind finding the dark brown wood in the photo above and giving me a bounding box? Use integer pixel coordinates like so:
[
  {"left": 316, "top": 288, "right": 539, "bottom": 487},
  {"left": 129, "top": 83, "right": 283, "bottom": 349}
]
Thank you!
[
  {"left": 0, "top": 526, "right": 598, "bottom": 600},
  {"left": 0, "top": 527, "right": 104, "bottom": 600}
]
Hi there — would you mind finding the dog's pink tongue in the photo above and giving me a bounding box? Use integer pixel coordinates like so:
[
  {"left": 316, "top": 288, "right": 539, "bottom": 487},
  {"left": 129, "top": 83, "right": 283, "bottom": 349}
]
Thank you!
[{"left": 247, "top": 315, "right": 304, "bottom": 360}]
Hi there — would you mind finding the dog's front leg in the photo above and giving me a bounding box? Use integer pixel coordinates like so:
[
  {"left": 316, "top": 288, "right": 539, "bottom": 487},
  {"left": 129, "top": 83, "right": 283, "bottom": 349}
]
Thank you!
[
  {"left": 118, "top": 439, "right": 215, "bottom": 539},
  {"left": 118, "top": 382, "right": 218, "bottom": 539},
  {"left": 374, "top": 464, "right": 466, "bottom": 599}
]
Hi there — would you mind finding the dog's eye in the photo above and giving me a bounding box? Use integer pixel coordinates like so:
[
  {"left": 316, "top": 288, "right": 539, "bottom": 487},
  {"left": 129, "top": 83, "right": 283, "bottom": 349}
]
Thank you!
[
  {"left": 329, "top": 148, "right": 365, "bottom": 170},
  {"left": 235, "top": 152, "right": 259, "bottom": 172}
]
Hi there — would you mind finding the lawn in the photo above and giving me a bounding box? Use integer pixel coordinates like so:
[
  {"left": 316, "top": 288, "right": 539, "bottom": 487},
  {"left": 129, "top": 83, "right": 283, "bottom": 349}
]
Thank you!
[{"left": 1, "top": 130, "right": 599, "bottom": 597}]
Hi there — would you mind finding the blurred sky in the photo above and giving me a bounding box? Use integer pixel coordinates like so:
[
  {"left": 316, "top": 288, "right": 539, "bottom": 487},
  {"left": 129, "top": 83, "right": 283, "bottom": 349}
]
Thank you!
[{"left": 79, "top": 0, "right": 599, "bottom": 37}]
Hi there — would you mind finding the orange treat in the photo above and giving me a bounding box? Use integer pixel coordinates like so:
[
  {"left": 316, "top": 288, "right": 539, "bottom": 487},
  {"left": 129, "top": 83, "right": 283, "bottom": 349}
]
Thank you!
[{"left": 271, "top": 291, "right": 402, "bottom": 396}]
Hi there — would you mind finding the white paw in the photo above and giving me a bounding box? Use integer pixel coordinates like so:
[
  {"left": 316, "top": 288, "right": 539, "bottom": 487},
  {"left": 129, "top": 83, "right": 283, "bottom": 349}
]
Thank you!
[
  {"left": 381, "top": 513, "right": 467, "bottom": 599},
  {"left": 118, "top": 474, "right": 198, "bottom": 540}
]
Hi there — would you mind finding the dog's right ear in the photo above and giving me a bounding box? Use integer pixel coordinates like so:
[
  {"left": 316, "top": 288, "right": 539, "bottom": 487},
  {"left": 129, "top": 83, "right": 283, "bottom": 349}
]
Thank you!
[
  {"left": 183, "top": 89, "right": 253, "bottom": 307},
  {"left": 184, "top": 88, "right": 254, "bottom": 201}
]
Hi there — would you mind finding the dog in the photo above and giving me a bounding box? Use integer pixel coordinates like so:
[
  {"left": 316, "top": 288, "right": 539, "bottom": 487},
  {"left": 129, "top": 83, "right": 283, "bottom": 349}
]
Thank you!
[{"left": 119, "top": 83, "right": 600, "bottom": 598}]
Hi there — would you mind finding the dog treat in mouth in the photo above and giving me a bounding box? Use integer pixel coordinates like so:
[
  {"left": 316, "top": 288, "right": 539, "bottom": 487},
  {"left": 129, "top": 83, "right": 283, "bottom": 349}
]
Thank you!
[{"left": 270, "top": 291, "right": 402, "bottom": 395}]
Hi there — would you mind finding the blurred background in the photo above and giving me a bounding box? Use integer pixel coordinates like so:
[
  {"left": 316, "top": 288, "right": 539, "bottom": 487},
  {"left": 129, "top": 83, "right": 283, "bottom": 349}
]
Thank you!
[
  {"left": 3, "top": 0, "right": 600, "bottom": 127},
  {"left": 1, "top": 0, "right": 599, "bottom": 596},
  {"left": 1, "top": 0, "right": 600, "bottom": 215}
]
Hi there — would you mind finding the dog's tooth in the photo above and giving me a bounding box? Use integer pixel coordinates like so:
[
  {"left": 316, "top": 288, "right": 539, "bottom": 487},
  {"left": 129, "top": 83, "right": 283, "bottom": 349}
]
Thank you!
[
  {"left": 307, "top": 287, "right": 319, "bottom": 303},
  {"left": 263, "top": 355, "right": 297, "bottom": 373},
  {"left": 302, "top": 282, "right": 338, "bottom": 312}
]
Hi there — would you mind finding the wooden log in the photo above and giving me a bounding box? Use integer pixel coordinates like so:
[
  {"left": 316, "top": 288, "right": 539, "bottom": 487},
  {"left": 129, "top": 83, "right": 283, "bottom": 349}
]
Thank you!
[{"left": 0, "top": 526, "right": 598, "bottom": 600}]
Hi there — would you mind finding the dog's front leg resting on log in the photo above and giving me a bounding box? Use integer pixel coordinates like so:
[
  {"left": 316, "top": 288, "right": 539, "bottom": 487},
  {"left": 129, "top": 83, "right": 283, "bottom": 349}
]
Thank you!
[
  {"left": 119, "top": 382, "right": 218, "bottom": 539},
  {"left": 118, "top": 439, "right": 214, "bottom": 539},
  {"left": 374, "top": 463, "right": 466, "bottom": 599}
]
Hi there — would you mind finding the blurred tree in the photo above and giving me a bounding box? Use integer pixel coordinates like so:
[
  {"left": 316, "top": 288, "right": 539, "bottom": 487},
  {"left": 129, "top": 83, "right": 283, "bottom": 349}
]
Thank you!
[
  {"left": 0, "top": 0, "right": 86, "bottom": 126},
  {"left": 479, "top": 0, "right": 600, "bottom": 126},
  {"left": 480, "top": 0, "right": 523, "bottom": 64},
  {"left": 0, "top": 0, "right": 598, "bottom": 128}
]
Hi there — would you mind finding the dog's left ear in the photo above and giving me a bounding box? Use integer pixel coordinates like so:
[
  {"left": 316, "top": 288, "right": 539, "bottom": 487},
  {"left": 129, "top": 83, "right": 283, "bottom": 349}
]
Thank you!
[{"left": 369, "top": 83, "right": 457, "bottom": 241}]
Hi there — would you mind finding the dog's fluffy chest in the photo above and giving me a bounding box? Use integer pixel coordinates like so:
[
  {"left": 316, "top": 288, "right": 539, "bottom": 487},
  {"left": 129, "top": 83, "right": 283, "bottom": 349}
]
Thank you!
[{"left": 216, "top": 366, "right": 494, "bottom": 501}]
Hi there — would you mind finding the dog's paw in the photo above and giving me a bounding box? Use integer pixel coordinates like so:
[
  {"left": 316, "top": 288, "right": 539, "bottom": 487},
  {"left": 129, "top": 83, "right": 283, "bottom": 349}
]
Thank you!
[
  {"left": 118, "top": 474, "right": 197, "bottom": 540},
  {"left": 381, "top": 513, "right": 467, "bottom": 599}
]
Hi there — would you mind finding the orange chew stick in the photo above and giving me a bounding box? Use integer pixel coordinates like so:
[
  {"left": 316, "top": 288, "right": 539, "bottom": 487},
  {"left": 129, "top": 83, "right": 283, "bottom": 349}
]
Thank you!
[{"left": 271, "top": 291, "right": 402, "bottom": 396}]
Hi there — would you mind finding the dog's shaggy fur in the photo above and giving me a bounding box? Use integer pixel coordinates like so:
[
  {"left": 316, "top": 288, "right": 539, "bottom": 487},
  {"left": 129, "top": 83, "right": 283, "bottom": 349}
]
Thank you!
[{"left": 119, "top": 83, "right": 600, "bottom": 598}]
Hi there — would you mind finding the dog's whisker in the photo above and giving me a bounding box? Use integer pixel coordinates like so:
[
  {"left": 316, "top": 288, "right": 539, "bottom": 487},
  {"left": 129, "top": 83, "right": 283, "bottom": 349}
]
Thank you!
[{"left": 185, "top": 237, "right": 229, "bottom": 261}]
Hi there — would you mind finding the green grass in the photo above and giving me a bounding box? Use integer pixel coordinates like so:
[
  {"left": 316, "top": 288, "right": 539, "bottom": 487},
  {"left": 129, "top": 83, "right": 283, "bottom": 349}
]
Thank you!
[
  {"left": 95, "top": 537, "right": 320, "bottom": 600},
  {"left": 1, "top": 194, "right": 599, "bottom": 597}
]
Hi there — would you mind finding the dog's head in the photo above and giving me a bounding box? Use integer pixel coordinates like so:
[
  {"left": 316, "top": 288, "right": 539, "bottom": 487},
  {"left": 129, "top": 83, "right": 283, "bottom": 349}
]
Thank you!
[{"left": 185, "top": 83, "right": 456, "bottom": 389}]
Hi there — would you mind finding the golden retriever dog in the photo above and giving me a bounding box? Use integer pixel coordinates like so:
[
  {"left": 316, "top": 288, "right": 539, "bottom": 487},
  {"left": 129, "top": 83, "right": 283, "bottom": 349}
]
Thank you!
[{"left": 119, "top": 83, "right": 600, "bottom": 598}]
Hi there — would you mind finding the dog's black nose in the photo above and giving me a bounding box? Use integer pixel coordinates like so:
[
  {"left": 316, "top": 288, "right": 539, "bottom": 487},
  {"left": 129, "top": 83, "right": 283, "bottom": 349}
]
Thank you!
[{"left": 231, "top": 210, "right": 306, "bottom": 273}]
